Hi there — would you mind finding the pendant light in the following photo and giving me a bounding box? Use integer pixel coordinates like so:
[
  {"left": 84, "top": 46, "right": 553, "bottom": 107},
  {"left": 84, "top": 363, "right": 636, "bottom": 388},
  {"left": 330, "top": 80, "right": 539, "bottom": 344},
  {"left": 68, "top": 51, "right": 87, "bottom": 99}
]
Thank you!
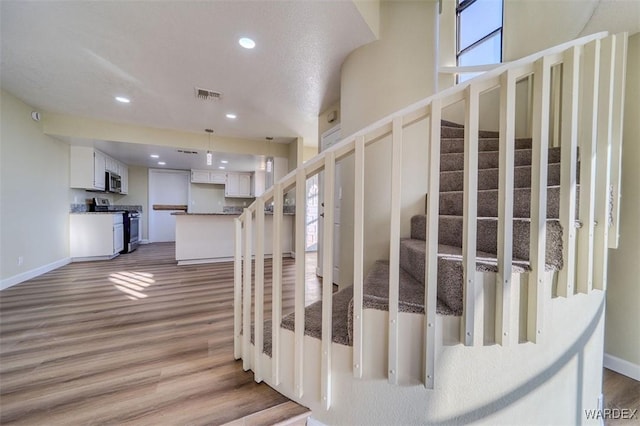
[
  {"left": 205, "top": 128, "right": 214, "bottom": 166},
  {"left": 265, "top": 137, "right": 274, "bottom": 173}
]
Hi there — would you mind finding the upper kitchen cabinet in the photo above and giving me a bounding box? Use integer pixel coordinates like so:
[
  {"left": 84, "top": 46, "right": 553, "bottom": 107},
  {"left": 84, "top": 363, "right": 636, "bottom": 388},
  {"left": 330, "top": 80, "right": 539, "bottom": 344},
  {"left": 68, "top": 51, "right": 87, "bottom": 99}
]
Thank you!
[
  {"left": 70, "top": 146, "right": 106, "bottom": 191},
  {"left": 225, "top": 172, "right": 252, "bottom": 198},
  {"left": 119, "top": 165, "right": 129, "bottom": 195},
  {"left": 70, "top": 146, "right": 128, "bottom": 193},
  {"left": 191, "top": 169, "right": 226, "bottom": 185}
]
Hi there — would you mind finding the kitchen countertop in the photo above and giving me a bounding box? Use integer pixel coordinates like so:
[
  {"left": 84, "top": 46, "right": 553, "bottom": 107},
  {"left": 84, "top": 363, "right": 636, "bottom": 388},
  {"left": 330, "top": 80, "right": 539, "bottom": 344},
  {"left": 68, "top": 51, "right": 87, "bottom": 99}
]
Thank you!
[
  {"left": 171, "top": 211, "right": 295, "bottom": 216},
  {"left": 171, "top": 212, "right": 240, "bottom": 216},
  {"left": 70, "top": 211, "right": 125, "bottom": 215}
]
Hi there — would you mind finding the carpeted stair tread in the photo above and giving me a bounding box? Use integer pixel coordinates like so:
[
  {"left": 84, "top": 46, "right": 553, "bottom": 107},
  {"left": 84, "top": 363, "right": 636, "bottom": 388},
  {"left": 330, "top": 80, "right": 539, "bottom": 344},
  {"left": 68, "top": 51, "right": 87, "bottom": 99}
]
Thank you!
[
  {"left": 439, "top": 163, "right": 562, "bottom": 192},
  {"left": 252, "top": 287, "right": 354, "bottom": 356},
  {"left": 439, "top": 185, "right": 579, "bottom": 218},
  {"left": 440, "top": 137, "right": 533, "bottom": 154},
  {"left": 399, "top": 240, "right": 531, "bottom": 314},
  {"left": 279, "top": 286, "right": 354, "bottom": 347},
  {"left": 440, "top": 147, "right": 561, "bottom": 172}
]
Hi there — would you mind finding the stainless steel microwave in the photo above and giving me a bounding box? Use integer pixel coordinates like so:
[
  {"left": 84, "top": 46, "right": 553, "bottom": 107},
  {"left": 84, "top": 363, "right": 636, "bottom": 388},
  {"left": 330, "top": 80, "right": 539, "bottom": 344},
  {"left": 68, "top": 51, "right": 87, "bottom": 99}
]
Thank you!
[{"left": 105, "top": 171, "right": 121, "bottom": 193}]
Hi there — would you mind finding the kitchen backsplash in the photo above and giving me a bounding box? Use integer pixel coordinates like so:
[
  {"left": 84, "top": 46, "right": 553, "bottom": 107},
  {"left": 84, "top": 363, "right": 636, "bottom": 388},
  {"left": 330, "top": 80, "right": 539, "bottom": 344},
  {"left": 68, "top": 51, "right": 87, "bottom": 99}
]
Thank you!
[{"left": 70, "top": 203, "right": 143, "bottom": 213}]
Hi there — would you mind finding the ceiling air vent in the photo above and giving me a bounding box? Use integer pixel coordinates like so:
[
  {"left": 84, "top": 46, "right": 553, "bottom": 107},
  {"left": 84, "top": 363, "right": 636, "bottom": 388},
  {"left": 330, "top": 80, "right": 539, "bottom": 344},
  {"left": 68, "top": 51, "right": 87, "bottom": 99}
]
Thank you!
[
  {"left": 195, "top": 87, "right": 222, "bottom": 101},
  {"left": 177, "top": 149, "right": 199, "bottom": 155}
]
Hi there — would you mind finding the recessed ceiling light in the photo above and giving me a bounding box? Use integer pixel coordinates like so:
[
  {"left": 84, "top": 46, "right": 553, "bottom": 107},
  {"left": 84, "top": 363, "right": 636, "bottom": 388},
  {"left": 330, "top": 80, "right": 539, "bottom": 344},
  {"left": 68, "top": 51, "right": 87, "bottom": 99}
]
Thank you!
[
  {"left": 239, "top": 37, "right": 255, "bottom": 49},
  {"left": 115, "top": 96, "right": 130, "bottom": 103},
  {"left": 150, "top": 154, "right": 159, "bottom": 159},
  {"left": 221, "top": 160, "right": 229, "bottom": 164},
  {"left": 226, "top": 113, "right": 237, "bottom": 119},
  {"left": 219, "top": 166, "right": 226, "bottom": 170},
  {"left": 158, "top": 161, "right": 166, "bottom": 166}
]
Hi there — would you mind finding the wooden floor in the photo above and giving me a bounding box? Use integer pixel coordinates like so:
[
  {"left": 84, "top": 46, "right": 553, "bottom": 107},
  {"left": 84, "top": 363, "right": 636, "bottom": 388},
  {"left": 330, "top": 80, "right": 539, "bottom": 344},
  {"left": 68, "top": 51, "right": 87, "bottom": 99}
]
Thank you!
[
  {"left": 603, "top": 368, "right": 640, "bottom": 425},
  {"left": 1, "top": 244, "right": 637, "bottom": 425},
  {"left": 0, "top": 243, "right": 315, "bottom": 425}
]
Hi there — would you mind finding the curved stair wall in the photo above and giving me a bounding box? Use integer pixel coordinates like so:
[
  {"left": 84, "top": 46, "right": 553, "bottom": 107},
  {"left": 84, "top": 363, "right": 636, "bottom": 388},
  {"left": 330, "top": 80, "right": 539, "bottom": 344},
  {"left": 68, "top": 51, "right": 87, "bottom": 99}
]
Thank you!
[{"left": 233, "top": 32, "right": 628, "bottom": 424}]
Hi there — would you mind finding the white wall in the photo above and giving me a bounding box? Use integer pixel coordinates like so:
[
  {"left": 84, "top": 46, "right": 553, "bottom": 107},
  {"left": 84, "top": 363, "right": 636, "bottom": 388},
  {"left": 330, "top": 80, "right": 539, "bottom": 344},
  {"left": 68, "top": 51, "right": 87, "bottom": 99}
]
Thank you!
[
  {"left": 1, "top": 90, "right": 70, "bottom": 285},
  {"left": 605, "top": 32, "right": 640, "bottom": 377},
  {"left": 338, "top": 0, "right": 438, "bottom": 286}
]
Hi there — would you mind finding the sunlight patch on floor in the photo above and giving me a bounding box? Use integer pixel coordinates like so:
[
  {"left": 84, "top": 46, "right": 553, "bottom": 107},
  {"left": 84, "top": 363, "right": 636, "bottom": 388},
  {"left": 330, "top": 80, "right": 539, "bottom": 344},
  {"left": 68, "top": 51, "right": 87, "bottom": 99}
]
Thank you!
[{"left": 109, "top": 271, "right": 155, "bottom": 300}]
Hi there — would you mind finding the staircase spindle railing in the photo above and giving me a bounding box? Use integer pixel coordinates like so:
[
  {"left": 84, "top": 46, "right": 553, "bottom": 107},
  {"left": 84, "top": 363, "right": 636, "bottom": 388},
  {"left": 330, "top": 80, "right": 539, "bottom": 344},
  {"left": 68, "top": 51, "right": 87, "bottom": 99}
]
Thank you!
[
  {"left": 462, "top": 83, "right": 481, "bottom": 346},
  {"left": 231, "top": 30, "right": 626, "bottom": 408},
  {"left": 352, "top": 135, "right": 365, "bottom": 380},
  {"left": 272, "top": 183, "right": 284, "bottom": 385},
  {"left": 528, "top": 55, "right": 552, "bottom": 343},
  {"left": 558, "top": 46, "right": 581, "bottom": 298},
  {"left": 496, "top": 68, "right": 516, "bottom": 345},
  {"left": 608, "top": 34, "right": 628, "bottom": 249},
  {"left": 576, "top": 39, "right": 600, "bottom": 294},
  {"left": 593, "top": 35, "right": 616, "bottom": 291}
]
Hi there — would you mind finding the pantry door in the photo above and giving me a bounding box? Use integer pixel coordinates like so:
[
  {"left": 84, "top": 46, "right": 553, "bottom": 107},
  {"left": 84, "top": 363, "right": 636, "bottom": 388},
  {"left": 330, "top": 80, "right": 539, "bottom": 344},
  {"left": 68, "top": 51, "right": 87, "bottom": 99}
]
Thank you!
[{"left": 148, "top": 169, "right": 190, "bottom": 242}]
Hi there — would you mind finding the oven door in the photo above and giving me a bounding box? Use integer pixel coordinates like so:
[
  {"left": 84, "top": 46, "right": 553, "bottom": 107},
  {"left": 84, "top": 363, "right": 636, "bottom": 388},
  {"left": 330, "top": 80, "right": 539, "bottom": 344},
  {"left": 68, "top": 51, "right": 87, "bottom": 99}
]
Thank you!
[{"left": 129, "top": 216, "right": 140, "bottom": 244}]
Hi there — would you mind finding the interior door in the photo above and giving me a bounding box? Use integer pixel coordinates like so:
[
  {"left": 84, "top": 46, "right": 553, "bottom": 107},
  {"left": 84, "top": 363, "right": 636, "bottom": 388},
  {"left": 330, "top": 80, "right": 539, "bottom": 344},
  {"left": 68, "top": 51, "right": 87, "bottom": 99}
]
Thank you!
[
  {"left": 148, "top": 169, "right": 190, "bottom": 242},
  {"left": 317, "top": 125, "right": 341, "bottom": 285}
]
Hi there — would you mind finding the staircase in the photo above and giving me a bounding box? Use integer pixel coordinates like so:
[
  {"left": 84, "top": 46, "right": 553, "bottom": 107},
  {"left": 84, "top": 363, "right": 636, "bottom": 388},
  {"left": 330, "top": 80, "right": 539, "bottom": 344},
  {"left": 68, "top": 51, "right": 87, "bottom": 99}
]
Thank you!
[
  {"left": 270, "top": 120, "right": 566, "bottom": 345},
  {"left": 233, "top": 31, "right": 628, "bottom": 424}
]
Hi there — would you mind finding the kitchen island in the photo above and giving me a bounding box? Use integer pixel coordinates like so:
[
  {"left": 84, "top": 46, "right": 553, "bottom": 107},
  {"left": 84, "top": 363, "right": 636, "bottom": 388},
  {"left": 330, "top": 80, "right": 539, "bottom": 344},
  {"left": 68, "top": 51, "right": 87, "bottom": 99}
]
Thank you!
[{"left": 172, "top": 212, "right": 294, "bottom": 265}]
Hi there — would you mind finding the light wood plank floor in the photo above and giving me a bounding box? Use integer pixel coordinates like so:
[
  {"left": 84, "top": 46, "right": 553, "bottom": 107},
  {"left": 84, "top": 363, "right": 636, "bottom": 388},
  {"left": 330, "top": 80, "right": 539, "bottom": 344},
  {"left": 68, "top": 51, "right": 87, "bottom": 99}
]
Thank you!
[
  {"left": 0, "top": 243, "right": 315, "bottom": 425},
  {"left": 2, "top": 244, "right": 636, "bottom": 425}
]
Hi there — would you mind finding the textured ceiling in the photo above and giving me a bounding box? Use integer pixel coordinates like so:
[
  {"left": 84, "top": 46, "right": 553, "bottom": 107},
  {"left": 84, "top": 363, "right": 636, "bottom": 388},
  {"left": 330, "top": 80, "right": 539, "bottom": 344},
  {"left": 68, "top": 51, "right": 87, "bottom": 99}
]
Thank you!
[{"left": 0, "top": 1, "right": 376, "bottom": 149}]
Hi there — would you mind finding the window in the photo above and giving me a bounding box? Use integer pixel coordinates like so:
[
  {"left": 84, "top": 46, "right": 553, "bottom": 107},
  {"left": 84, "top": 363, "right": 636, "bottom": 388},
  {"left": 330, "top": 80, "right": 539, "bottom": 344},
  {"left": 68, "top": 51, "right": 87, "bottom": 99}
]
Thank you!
[{"left": 456, "top": 0, "right": 503, "bottom": 82}]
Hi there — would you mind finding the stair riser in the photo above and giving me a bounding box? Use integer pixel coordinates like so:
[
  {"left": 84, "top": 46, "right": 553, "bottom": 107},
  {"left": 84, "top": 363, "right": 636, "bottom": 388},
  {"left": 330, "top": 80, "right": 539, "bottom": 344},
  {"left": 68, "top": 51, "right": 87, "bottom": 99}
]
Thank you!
[
  {"left": 440, "top": 138, "right": 533, "bottom": 154},
  {"left": 398, "top": 243, "right": 464, "bottom": 315},
  {"left": 439, "top": 186, "right": 581, "bottom": 218},
  {"left": 439, "top": 163, "right": 562, "bottom": 192},
  {"left": 440, "top": 148, "right": 561, "bottom": 172},
  {"left": 437, "top": 217, "right": 563, "bottom": 269},
  {"left": 441, "top": 127, "right": 500, "bottom": 139}
]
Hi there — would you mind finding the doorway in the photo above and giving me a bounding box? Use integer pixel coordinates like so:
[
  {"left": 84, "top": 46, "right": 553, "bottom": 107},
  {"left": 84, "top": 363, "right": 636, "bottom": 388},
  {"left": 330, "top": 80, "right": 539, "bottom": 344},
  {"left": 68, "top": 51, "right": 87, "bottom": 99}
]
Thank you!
[
  {"left": 317, "top": 124, "right": 342, "bottom": 285},
  {"left": 148, "top": 169, "right": 190, "bottom": 242}
]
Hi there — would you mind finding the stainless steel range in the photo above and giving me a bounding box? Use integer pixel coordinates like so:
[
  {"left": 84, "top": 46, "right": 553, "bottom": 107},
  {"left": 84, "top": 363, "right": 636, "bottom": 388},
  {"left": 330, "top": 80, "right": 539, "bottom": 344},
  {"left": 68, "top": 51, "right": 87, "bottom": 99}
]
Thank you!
[{"left": 122, "top": 210, "right": 140, "bottom": 253}]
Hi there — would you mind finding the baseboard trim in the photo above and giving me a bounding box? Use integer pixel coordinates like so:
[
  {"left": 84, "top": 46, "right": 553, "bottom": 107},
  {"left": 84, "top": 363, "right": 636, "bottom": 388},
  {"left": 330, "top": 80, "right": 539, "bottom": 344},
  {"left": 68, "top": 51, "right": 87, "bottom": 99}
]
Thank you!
[
  {"left": 604, "top": 353, "right": 640, "bottom": 381},
  {"left": 1, "top": 257, "right": 71, "bottom": 291},
  {"left": 177, "top": 253, "right": 294, "bottom": 266}
]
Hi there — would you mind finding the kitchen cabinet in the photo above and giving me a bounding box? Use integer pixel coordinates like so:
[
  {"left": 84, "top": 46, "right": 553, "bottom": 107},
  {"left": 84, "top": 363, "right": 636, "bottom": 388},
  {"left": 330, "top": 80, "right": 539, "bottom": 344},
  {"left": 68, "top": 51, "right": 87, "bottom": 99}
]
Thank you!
[
  {"left": 105, "top": 156, "right": 119, "bottom": 174},
  {"left": 119, "top": 165, "right": 129, "bottom": 194},
  {"left": 225, "top": 172, "right": 252, "bottom": 198},
  {"left": 191, "top": 169, "right": 225, "bottom": 184},
  {"left": 70, "top": 146, "right": 106, "bottom": 191},
  {"left": 70, "top": 146, "right": 128, "bottom": 193},
  {"left": 70, "top": 213, "right": 124, "bottom": 260}
]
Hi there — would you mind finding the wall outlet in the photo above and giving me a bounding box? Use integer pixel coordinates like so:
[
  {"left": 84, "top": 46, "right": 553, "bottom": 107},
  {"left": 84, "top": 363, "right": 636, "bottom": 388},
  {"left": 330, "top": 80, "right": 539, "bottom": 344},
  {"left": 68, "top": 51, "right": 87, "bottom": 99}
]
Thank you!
[{"left": 17, "top": 256, "right": 24, "bottom": 266}]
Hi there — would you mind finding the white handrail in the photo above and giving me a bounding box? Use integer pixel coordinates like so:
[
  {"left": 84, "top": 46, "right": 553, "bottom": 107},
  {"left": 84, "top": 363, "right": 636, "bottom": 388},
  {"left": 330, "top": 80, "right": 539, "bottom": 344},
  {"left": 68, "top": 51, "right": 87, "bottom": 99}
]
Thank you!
[{"left": 232, "top": 31, "right": 627, "bottom": 407}]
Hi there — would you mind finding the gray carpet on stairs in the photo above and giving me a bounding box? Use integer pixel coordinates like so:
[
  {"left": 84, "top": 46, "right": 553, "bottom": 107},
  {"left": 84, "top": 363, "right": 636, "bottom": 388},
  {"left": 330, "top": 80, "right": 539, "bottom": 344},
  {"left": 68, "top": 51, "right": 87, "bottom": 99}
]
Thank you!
[{"left": 250, "top": 120, "right": 571, "bottom": 355}]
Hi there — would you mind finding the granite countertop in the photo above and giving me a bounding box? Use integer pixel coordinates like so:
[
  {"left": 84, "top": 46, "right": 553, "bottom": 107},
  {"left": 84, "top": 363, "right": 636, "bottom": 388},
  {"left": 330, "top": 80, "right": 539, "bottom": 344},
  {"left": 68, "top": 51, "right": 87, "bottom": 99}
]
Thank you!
[
  {"left": 70, "top": 211, "right": 125, "bottom": 215},
  {"left": 171, "top": 212, "right": 240, "bottom": 216},
  {"left": 172, "top": 211, "right": 295, "bottom": 216}
]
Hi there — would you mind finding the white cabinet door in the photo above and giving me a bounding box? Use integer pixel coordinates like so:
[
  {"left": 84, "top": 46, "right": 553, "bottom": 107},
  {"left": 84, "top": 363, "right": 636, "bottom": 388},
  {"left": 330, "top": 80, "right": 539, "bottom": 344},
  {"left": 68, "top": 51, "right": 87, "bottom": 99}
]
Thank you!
[
  {"left": 70, "top": 213, "right": 121, "bottom": 259},
  {"left": 120, "top": 165, "right": 129, "bottom": 194},
  {"left": 191, "top": 170, "right": 210, "bottom": 183},
  {"left": 225, "top": 172, "right": 253, "bottom": 197},
  {"left": 113, "top": 223, "right": 124, "bottom": 254},
  {"left": 225, "top": 173, "right": 239, "bottom": 196},
  {"left": 94, "top": 151, "right": 106, "bottom": 190},
  {"left": 210, "top": 171, "right": 226, "bottom": 184}
]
